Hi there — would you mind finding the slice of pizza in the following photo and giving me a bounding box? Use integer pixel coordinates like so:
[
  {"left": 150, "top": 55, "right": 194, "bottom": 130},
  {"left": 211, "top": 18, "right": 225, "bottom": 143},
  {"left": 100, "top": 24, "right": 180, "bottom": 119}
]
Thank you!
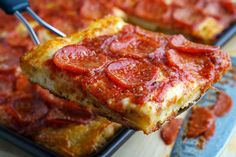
[
  {"left": 113, "top": 0, "right": 236, "bottom": 43},
  {"left": 20, "top": 16, "right": 231, "bottom": 134}
]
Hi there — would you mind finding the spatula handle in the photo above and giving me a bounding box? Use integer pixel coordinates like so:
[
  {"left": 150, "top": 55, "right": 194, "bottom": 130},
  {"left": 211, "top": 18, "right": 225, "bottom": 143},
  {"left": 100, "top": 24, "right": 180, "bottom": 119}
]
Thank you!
[{"left": 0, "top": 0, "right": 29, "bottom": 14}]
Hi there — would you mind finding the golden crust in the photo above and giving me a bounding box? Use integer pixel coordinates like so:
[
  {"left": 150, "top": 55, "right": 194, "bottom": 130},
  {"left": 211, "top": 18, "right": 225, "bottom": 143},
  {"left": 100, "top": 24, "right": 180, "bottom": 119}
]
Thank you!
[
  {"left": 21, "top": 16, "right": 126, "bottom": 68},
  {"left": 34, "top": 117, "right": 120, "bottom": 157}
]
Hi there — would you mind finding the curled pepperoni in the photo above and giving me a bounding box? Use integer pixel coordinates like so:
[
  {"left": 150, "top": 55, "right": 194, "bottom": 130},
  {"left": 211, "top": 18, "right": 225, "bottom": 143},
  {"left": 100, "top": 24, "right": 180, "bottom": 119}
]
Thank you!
[
  {"left": 221, "top": 0, "right": 236, "bottom": 13},
  {"left": 160, "top": 118, "right": 183, "bottom": 145},
  {"left": 8, "top": 93, "right": 48, "bottom": 125},
  {"left": 169, "top": 35, "right": 219, "bottom": 54},
  {"left": 186, "top": 106, "right": 215, "bottom": 138},
  {"left": 37, "top": 86, "right": 94, "bottom": 123},
  {"left": 110, "top": 34, "right": 136, "bottom": 54},
  {"left": 166, "top": 49, "right": 215, "bottom": 80},
  {"left": 210, "top": 91, "right": 232, "bottom": 117},
  {"left": 6, "top": 32, "right": 33, "bottom": 50},
  {"left": 53, "top": 45, "right": 109, "bottom": 73},
  {"left": 203, "top": 3, "right": 223, "bottom": 18},
  {"left": 173, "top": 8, "right": 203, "bottom": 27},
  {"left": 0, "top": 74, "right": 15, "bottom": 94},
  {"left": 0, "top": 44, "right": 21, "bottom": 72},
  {"left": 15, "top": 74, "right": 33, "bottom": 93},
  {"left": 203, "top": 121, "right": 216, "bottom": 140},
  {"left": 80, "top": 0, "right": 112, "bottom": 20},
  {"left": 105, "top": 58, "right": 158, "bottom": 88},
  {"left": 46, "top": 105, "right": 94, "bottom": 126},
  {"left": 0, "top": 93, "right": 9, "bottom": 105},
  {"left": 36, "top": 86, "right": 63, "bottom": 106},
  {"left": 110, "top": 34, "right": 159, "bottom": 59}
]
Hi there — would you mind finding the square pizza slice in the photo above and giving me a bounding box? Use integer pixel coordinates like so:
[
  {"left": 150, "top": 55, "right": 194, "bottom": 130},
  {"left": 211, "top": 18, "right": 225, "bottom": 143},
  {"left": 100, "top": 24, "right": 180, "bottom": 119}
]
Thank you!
[{"left": 20, "top": 16, "right": 231, "bottom": 134}]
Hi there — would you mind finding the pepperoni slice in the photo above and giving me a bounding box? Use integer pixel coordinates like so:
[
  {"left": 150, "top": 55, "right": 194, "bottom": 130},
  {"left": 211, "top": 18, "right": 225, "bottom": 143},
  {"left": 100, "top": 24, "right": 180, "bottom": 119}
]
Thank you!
[
  {"left": 53, "top": 45, "right": 109, "bottom": 73},
  {"left": 6, "top": 32, "right": 33, "bottom": 50},
  {"left": 8, "top": 93, "right": 48, "bottom": 124},
  {"left": 37, "top": 86, "right": 94, "bottom": 122},
  {"left": 110, "top": 34, "right": 136, "bottom": 54},
  {"left": 0, "top": 44, "right": 21, "bottom": 72},
  {"left": 36, "top": 86, "right": 64, "bottom": 106},
  {"left": 160, "top": 118, "right": 183, "bottom": 145},
  {"left": 0, "top": 74, "right": 14, "bottom": 94},
  {"left": 203, "top": 3, "right": 223, "bottom": 18},
  {"left": 169, "top": 35, "right": 219, "bottom": 54},
  {"left": 46, "top": 105, "right": 94, "bottom": 126},
  {"left": 166, "top": 49, "right": 215, "bottom": 80},
  {"left": 203, "top": 121, "right": 216, "bottom": 140},
  {"left": 186, "top": 106, "right": 215, "bottom": 138},
  {"left": 0, "top": 93, "right": 9, "bottom": 105},
  {"left": 110, "top": 34, "right": 159, "bottom": 59},
  {"left": 173, "top": 8, "right": 203, "bottom": 27},
  {"left": 210, "top": 91, "right": 233, "bottom": 117},
  {"left": 105, "top": 58, "right": 158, "bottom": 88},
  {"left": 221, "top": 0, "right": 236, "bottom": 13},
  {"left": 15, "top": 74, "right": 33, "bottom": 93},
  {"left": 80, "top": 0, "right": 109, "bottom": 20}
]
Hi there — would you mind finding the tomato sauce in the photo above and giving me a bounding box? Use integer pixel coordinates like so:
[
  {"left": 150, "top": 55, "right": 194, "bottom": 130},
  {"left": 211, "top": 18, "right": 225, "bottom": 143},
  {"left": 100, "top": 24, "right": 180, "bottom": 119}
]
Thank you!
[{"left": 52, "top": 24, "right": 230, "bottom": 111}]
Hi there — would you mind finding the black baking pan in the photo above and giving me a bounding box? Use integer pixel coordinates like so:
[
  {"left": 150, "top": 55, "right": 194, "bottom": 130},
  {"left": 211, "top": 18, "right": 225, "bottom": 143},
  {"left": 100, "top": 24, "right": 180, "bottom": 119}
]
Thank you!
[{"left": 0, "top": 22, "right": 236, "bottom": 157}]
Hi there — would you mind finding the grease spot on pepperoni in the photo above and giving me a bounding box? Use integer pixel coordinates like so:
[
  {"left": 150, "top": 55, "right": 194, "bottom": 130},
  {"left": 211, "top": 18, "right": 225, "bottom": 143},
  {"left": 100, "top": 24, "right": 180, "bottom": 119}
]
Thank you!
[
  {"left": 105, "top": 58, "right": 158, "bottom": 88},
  {"left": 110, "top": 34, "right": 159, "bottom": 58},
  {"left": 53, "top": 45, "right": 109, "bottom": 73},
  {"left": 210, "top": 91, "right": 233, "bottom": 117},
  {"left": 186, "top": 106, "right": 215, "bottom": 138},
  {"left": 169, "top": 35, "right": 219, "bottom": 54}
]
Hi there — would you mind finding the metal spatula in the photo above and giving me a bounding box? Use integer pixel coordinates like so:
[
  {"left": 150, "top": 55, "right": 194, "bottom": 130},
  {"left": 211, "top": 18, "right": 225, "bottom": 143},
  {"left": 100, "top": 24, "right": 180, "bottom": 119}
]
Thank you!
[{"left": 0, "top": 0, "right": 66, "bottom": 45}]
